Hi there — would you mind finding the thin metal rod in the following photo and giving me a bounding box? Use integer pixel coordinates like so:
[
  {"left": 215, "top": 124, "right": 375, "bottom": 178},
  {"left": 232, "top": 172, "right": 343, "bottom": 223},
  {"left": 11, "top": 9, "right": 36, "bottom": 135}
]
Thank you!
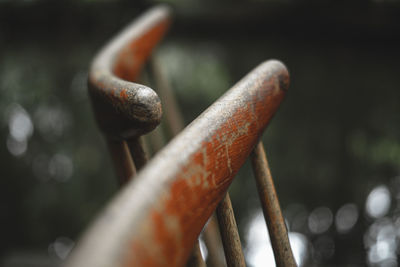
[
  {"left": 250, "top": 142, "right": 296, "bottom": 267},
  {"left": 151, "top": 57, "right": 185, "bottom": 137},
  {"left": 216, "top": 194, "right": 246, "bottom": 267},
  {"left": 88, "top": 6, "right": 170, "bottom": 186},
  {"left": 67, "top": 60, "right": 289, "bottom": 267},
  {"left": 106, "top": 138, "right": 136, "bottom": 185},
  {"left": 146, "top": 124, "right": 166, "bottom": 154},
  {"left": 127, "top": 137, "right": 149, "bottom": 171},
  {"left": 137, "top": 64, "right": 166, "bottom": 157}
]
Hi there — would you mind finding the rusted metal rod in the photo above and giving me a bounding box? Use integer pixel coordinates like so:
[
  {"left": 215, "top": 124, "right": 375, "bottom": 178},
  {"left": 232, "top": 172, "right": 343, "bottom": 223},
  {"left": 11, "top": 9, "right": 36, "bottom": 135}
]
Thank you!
[
  {"left": 216, "top": 194, "right": 246, "bottom": 267},
  {"left": 150, "top": 57, "right": 185, "bottom": 137},
  {"left": 250, "top": 142, "right": 296, "bottom": 267},
  {"left": 150, "top": 57, "right": 206, "bottom": 267},
  {"left": 127, "top": 137, "right": 149, "bottom": 171},
  {"left": 66, "top": 60, "right": 289, "bottom": 267},
  {"left": 87, "top": 6, "right": 171, "bottom": 181},
  {"left": 106, "top": 138, "right": 136, "bottom": 185}
]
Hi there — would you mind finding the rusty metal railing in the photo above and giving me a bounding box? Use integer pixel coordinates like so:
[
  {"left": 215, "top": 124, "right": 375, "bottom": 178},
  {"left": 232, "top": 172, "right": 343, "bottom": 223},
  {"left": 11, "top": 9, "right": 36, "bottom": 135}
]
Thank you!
[
  {"left": 87, "top": 5, "right": 169, "bottom": 182},
  {"left": 65, "top": 5, "right": 296, "bottom": 267}
]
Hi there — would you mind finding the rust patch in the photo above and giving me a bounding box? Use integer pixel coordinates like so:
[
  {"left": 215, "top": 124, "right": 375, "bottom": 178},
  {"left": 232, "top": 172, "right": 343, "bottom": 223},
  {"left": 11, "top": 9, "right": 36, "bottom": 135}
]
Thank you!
[
  {"left": 87, "top": 7, "right": 169, "bottom": 140},
  {"left": 111, "top": 62, "right": 288, "bottom": 267},
  {"left": 124, "top": 98, "right": 277, "bottom": 266},
  {"left": 151, "top": 211, "right": 180, "bottom": 265},
  {"left": 70, "top": 58, "right": 289, "bottom": 267},
  {"left": 114, "top": 20, "right": 170, "bottom": 82},
  {"left": 120, "top": 89, "right": 128, "bottom": 100}
]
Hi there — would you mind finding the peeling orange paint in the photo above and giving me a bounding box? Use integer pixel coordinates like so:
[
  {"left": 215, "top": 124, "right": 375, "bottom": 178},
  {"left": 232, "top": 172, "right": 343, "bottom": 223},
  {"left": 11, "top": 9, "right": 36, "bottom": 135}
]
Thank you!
[
  {"left": 114, "top": 21, "right": 170, "bottom": 82},
  {"left": 125, "top": 100, "right": 277, "bottom": 266},
  {"left": 80, "top": 57, "right": 289, "bottom": 267},
  {"left": 120, "top": 89, "right": 128, "bottom": 100}
]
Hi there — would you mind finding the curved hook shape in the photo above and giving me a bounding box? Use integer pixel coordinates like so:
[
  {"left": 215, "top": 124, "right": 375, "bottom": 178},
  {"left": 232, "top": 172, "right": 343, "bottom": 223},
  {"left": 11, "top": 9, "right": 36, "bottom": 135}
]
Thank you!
[
  {"left": 88, "top": 5, "right": 171, "bottom": 140},
  {"left": 66, "top": 60, "right": 290, "bottom": 267}
]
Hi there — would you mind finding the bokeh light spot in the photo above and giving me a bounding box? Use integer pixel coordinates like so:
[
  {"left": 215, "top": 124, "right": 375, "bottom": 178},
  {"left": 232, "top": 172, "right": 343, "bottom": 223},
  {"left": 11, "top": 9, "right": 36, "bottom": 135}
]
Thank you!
[
  {"left": 245, "top": 210, "right": 308, "bottom": 267},
  {"left": 48, "top": 154, "right": 74, "bottom": 182},
  {"left": 308, "top": 207, "right": 333, "bottom": 234},
  {"left": 48, "top": 236, "right": 74, "bottom": 260},
  {"left": 366, "top": 185, "right": 391, "bottom": 219},
  {"left": 8, "top": 104, "right": 34, "bottom": 142},
  {"left": 335, "top": 203, "right": 358, "bottom": 234}
]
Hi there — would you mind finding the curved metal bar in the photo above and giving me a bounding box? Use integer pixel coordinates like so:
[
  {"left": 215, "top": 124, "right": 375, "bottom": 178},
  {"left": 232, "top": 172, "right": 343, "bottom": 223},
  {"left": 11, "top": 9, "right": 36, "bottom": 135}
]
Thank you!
[
  {"left": 88, "top": 5, "right": 171, "bottom": 140},
  {"left": 149, "top": 57, "right": 206, "bottom": 266},
  {"left": 88, "top": 5, "right": 171, "bottom": 183},
  {"left": 66, "top": 60, "right": 289, "bottom": 267}
]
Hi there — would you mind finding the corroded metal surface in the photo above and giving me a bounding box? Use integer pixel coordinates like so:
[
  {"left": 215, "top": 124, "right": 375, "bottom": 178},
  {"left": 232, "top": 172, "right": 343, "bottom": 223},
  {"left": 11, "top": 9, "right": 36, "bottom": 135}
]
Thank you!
[
  {"left": 250, "top": 142, "right": 297, "bottom": 267},
  {"left": 66, "top": 60, "right": 289, "bottom": 267},
  {"left": 88, "top": 5, "right": 170, "bottom": 141},
  {"left": 150, "top": 57, "right": 205, "bottom": 266},
  {"left": 152, "top": 56, "right": 227, "bottom": 267},
  {"left": 88, "top": 5, "right": 170, "bottom": 183}
]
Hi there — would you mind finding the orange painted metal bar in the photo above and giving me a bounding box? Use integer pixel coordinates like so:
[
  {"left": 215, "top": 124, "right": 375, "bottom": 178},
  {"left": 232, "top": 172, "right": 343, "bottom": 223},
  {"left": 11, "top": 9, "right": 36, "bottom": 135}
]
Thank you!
[
  {"left": 87, "top": 5, "right": 171, "bottom": 181},
  {"left": 66, "top": 60, "right": 289, "bottom": 267},
  {"left": 150, "top": 57, "right": 206, "bottom": 267},
  {"left": 250, "top": 142, "right": 297, "bottom": 267}
]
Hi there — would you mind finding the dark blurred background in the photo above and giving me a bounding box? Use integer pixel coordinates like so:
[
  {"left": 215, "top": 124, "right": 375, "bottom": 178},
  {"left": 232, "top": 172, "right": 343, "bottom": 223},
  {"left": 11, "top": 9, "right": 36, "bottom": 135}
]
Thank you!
[{"left": 1, "top": 0, "right": 400, "bottom": 266}]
